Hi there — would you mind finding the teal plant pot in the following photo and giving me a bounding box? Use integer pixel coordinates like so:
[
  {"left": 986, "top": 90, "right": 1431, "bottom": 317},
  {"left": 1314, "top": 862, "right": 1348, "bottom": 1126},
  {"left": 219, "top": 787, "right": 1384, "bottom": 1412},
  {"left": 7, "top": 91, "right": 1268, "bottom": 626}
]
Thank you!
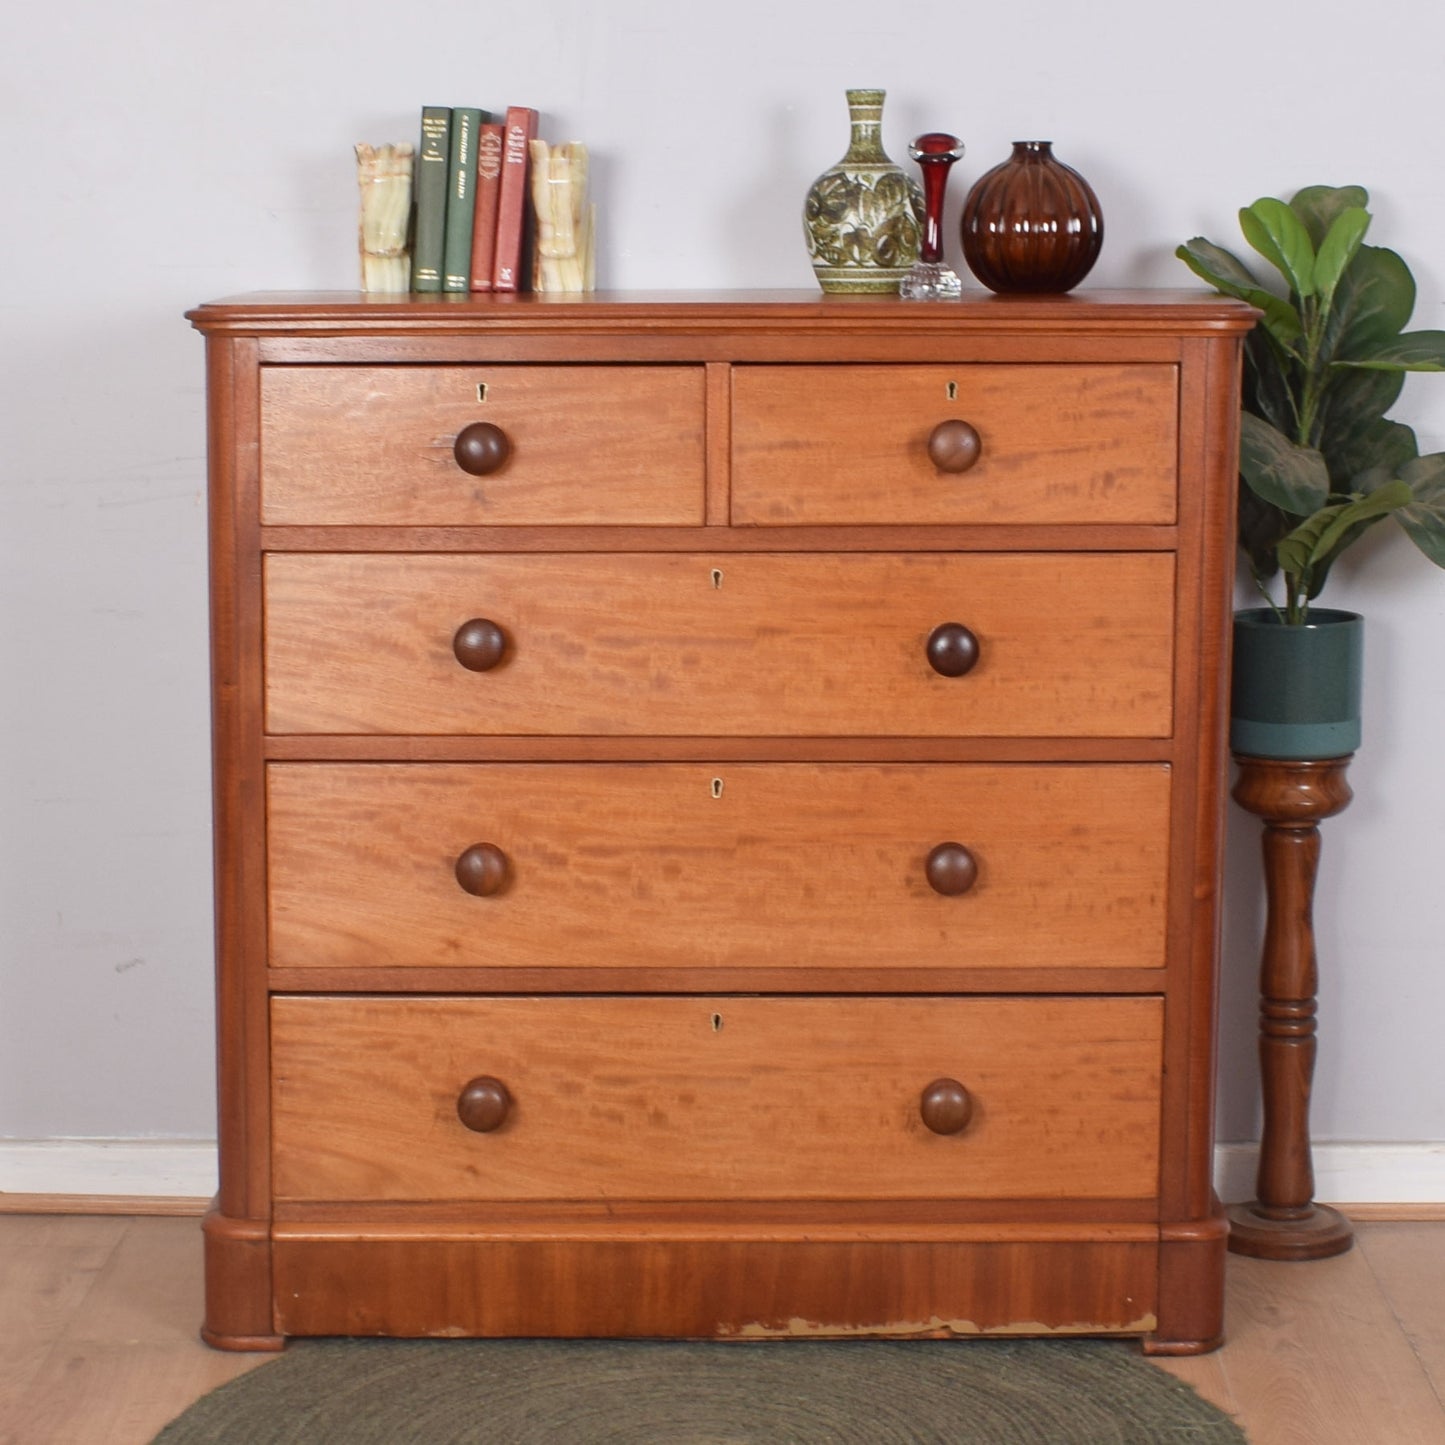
[{"left": 1230, "top": 608, "right": 1363, "bottom": 759}]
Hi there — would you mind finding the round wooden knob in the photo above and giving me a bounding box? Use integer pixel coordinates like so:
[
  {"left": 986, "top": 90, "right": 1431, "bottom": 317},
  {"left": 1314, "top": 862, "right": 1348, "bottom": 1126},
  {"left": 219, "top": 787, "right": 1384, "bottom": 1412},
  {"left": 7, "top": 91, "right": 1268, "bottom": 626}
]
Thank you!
[
  {"left": 457, "top": 1076, "right": 512, "bottom": 1133},
  {"left": 455, "top": 843, "right": 509, "bottom": 897},
  {"left": 453, "top": 618, "right": 507, "bottom": 672},
  {"left": 926, "top": 842, "right": 978, "bottom": 896},
  {"left": 927, "top": 419, "right": 982, "bottom": 474},
  {"left": 926, "top": 623, "right": 980, "bottom": 677},
  {"left": 920, "top": 1078, "right": 973, "bottom": 1135},
  {"left": 453, "top": 421, "right": 511, "bottom": 476}
]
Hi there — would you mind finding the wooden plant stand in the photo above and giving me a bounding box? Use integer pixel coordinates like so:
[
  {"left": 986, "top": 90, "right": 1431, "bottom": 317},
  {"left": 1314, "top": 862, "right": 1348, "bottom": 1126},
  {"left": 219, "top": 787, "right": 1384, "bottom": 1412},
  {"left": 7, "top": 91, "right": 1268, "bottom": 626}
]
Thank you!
[{"left": 1228, "top": 755, "right": 1355, "bottom": 1261}]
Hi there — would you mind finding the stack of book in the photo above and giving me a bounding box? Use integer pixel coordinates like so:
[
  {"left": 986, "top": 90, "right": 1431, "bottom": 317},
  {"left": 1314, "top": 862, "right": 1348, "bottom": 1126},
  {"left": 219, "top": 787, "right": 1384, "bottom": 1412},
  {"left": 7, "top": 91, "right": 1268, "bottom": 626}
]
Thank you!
[{"left": 410, "top": 104, "right": 539, "bottom": 293}]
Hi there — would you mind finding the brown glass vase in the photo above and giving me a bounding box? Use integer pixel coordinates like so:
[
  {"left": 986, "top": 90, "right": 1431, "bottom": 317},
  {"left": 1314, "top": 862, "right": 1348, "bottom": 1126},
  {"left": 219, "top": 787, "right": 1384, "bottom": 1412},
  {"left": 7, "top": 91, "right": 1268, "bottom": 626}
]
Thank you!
[{"left": 960, "top": 141, "right": 1103, "bottom": 293}]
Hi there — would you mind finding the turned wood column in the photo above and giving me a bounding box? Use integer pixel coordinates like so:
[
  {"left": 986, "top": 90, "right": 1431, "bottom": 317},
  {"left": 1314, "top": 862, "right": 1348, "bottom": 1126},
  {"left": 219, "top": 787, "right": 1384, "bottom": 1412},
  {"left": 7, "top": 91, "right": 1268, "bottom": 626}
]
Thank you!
[{"left": 1227, "top": 755, "right": 1355, "bottom": 1260}]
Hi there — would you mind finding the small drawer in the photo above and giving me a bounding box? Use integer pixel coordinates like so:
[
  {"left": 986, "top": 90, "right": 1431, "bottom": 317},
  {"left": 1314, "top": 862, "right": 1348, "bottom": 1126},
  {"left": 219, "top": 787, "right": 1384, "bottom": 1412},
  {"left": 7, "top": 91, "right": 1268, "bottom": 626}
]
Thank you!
[
  {"left": 270, "top": 995, "right": 1164, "bottom": 1203},
  {"left": 266, "top": 762, "right": 1171, "bottom": 974},
  {"left": 259, "top": 365, "right": 706, "bottom": 525},
  {"left": 731, "top": 364, "right": 1178, "bottom": 526},
  {"left": 263, "top": 551, "right": 1175, "bottom": 737}
]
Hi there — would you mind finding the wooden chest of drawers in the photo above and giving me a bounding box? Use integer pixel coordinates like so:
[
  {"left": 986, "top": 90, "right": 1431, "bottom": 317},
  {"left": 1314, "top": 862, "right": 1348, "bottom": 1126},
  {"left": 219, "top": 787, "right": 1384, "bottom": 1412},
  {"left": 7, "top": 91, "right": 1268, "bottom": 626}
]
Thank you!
[{"left": 189, "top": 290, "right": 1253, "bottom": 1354}]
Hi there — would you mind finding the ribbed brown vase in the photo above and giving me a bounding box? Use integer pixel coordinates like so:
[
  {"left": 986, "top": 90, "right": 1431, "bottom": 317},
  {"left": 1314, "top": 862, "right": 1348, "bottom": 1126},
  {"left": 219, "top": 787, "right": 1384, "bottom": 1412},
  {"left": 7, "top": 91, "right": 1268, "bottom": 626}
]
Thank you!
[{"left": 960, "top": 141, "right": 1103, "bottom": 293}]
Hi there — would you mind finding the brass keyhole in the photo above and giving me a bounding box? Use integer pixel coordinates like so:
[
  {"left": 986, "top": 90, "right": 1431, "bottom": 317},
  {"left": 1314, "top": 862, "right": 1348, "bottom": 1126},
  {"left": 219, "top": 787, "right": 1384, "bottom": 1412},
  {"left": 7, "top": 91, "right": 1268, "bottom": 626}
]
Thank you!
[
  {"left": 946, "top": 380, "right": 958, "bottom": 401},
  {"left": 476, "top": 382, "right": 489, "bottom": 403}
]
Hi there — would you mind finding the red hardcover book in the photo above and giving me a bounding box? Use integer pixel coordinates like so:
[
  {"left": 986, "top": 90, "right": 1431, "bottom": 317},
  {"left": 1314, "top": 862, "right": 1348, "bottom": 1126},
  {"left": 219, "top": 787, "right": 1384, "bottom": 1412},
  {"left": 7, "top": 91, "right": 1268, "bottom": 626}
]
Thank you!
[
  {"left": 492, "top": 106, "right": 538, "bottom": 292},
  {"left": 467, "top": 122, "right": 505, "bottom": 291}
]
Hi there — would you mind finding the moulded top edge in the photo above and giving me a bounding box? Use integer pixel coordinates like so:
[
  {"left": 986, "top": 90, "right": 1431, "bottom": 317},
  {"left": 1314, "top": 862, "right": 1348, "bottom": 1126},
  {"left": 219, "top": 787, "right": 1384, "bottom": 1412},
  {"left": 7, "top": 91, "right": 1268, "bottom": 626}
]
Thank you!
[{"left": 186, "top": 288, "right": 1260, "bottom": 337}]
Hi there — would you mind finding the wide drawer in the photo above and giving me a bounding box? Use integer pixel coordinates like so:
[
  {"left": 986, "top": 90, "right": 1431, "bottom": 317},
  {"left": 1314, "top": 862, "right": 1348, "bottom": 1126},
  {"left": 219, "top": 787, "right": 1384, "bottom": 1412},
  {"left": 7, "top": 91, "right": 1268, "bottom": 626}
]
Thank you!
[
  {"left": 266, "top": 763, "right": 1170, "bottom": 973},
  {"left": 263, "top": 552, "right": 1175, "bottom": 736},
  {"left": 259, "top": 365, "right": 706, "bottom": 525},
  {"left": 732, "top": 365, "right": 1178, "bottom": 525},
  {"left": 270, "top": 995, "right": 1164, "bottom": 1203}
]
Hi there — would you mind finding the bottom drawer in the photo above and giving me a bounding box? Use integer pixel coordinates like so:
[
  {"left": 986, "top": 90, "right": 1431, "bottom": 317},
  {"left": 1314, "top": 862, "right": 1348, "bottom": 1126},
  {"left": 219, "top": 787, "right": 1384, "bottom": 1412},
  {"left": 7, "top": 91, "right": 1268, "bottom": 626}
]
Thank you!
[{"left": 271, "top": 996, "right": 1163, "bottom": 1205}]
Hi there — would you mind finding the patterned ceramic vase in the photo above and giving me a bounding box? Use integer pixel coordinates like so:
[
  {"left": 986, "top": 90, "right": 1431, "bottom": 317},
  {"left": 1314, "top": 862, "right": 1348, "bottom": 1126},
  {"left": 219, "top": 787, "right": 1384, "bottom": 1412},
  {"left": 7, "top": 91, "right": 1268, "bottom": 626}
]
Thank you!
[
  {"left": 804, "top": 89, "right": 923, "bottom": 294},
  {"left": 960, "top": 141, "right": 1103, "bottom": 293}
]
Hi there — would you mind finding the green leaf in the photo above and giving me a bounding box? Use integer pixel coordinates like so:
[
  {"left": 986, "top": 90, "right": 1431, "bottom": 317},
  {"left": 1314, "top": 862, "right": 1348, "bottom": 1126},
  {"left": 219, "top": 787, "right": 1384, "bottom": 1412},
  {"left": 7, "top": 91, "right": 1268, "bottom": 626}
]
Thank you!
[
  {"left": 1319, "top": 363, "right": 1404, "bottom": 432},
  {"left": 1321, "top": 245, "right": 1416, "bottom": 360},
  {"left": 1239, "top": 413, "right": 1331, "bottom": 515},
  {"left": 1276, "top": 481, "right": 1412, "bottom": 579},
  {"left": 1243, "top": 329, "right": 1301, "bottom": 436},
  {"left": 1316, "top": 366, "right": 1405, "bottom": 466},
  {"left": 1313, "top": 207, "right": 1370, "bottom": 311},
  {"left": 1240, "top": 198, "right": 1317, "bottom": 299},
  {"left": 1237, "top": 482, "right": 1289, "bottom": 580},
  {"left": 1335, "top": 329, "right": 1445, "bottom": 371},
  {"left": 1395, "top": 453, "right": 1445, "bottom": 566},
  {"left": 1323, "top": 414, "right": 1418, "bottom": 491},
  {"left": 1290, "top": 185, "right": 1370, "bottom": 248},
  {"left": 1175, "top": 239, "right": 1303, "bottom": 347}
]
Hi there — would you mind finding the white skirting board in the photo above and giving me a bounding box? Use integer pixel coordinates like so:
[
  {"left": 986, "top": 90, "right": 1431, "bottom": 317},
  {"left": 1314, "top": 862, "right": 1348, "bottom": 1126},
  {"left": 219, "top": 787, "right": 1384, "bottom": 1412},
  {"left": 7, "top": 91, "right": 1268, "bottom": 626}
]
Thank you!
[
  {"left": 2, "top": 1139, "right": 1444, "bottom": 1205},
  {"left": 1211, "top": 1142, "right": 1445, "bottom": 1206},
  {"left": 0, "top": 1140, "right": 217, "bottom": 1200}
]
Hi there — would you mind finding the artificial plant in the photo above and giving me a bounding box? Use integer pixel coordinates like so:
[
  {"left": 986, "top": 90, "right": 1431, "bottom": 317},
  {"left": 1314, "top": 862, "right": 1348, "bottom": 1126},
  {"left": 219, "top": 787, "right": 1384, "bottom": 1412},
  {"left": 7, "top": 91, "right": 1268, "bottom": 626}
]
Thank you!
[{"left": 1178, "top": 185, "right": 1445, "bottom": 622}]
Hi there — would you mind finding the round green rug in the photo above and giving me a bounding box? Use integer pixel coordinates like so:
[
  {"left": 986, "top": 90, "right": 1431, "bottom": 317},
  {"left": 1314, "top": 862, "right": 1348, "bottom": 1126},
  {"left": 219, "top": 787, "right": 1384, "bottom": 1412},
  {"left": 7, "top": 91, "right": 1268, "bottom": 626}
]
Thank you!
[{"left": 153, "top": 1338, "right": 1245, "bottom": 1444}]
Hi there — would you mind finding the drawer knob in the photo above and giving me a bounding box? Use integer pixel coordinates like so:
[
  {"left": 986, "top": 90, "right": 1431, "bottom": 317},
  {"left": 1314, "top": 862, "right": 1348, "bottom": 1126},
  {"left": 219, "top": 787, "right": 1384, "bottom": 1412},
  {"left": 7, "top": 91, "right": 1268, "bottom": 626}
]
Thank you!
[
  {"left": 920, "top": 1078, "right": 974, "bottom": 1135},
  {"left": 455, "top": 843, "right": 509, "bottom": 896},
  {"left": 925, "top": 842, "right": 978, "bottom": 896},
  {"left": 453, "top": 618, "right": 508, "bottom": 672},
  {"left": 927, "top": 419, "right": 982, "bottom": 474},
  {"left": 453, "top": 421, "right": 512, "bottom": 476},
  {"left": 457, "top": 1076, "right": 512, "bottom": 1133},
  {"left": 926, "top": 622, "right": 980, "bottom": 677}
]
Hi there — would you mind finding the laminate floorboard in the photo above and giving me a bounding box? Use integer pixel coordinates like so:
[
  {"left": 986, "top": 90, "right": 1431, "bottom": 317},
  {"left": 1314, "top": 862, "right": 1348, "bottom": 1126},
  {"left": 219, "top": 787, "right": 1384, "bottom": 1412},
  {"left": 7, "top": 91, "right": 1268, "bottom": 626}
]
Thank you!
[
  {"left": 0, "top": 1216, "right": 265, "bottom": 1445},
  {"left": 1, "top": 1214, "right": 1441, "bottom": 1443},
  {"left": 1153, "top": 1227, "right": 1445, "bottom": 1443},
  {"left": 1357, "top": 1221, "right": 1445, "bottom": 1406}
]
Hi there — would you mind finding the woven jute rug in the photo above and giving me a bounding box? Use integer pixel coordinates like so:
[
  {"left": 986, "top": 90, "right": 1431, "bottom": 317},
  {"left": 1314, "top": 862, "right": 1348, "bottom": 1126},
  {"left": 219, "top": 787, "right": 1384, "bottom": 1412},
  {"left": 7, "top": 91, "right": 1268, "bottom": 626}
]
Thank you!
[{"left": 152, "top": 1337, "right": 1246, "bottom": 1444}]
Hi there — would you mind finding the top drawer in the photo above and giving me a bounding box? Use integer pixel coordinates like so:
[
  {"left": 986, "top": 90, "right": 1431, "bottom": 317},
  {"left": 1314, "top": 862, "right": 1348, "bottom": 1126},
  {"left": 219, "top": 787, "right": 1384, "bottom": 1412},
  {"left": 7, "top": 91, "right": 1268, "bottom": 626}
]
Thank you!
[
  {"left": 732, "top": 365, "right": 1178, "bottom": 526},
  {"left": 259, "top": 365, "right": 706, "bottom": 525}
]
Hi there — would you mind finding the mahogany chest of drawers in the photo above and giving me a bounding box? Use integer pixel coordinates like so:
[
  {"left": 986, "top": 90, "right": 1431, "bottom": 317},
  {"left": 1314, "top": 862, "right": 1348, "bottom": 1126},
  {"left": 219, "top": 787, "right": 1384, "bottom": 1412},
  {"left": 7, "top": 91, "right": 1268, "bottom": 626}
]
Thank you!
[{"left": 188, "top": 290, "right": 1253, "bottom": 1353}]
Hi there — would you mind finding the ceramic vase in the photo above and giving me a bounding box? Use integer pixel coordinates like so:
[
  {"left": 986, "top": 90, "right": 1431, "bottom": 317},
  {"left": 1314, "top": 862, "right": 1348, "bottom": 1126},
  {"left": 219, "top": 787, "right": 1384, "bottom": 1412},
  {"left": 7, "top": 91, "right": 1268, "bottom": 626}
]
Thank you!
[
  {"left": 1230, "top": 609, "right": 1364, "bottom": 759},
  {"left": 960, "top": 141, "right": 1103, "bottom": 294},
  {"left": 804, "top": 89, "right": 923, "bottom": 294}
]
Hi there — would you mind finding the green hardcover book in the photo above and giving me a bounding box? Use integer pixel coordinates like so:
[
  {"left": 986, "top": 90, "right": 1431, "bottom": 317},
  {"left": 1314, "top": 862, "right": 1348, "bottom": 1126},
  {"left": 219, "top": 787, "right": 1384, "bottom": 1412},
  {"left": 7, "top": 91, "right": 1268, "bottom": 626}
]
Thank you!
[
  {"left": 443, "top": 107, "right": 487, "bottom": 292},
  {"left": 409, "top": 106, "right": 451, "bottom": 293}
]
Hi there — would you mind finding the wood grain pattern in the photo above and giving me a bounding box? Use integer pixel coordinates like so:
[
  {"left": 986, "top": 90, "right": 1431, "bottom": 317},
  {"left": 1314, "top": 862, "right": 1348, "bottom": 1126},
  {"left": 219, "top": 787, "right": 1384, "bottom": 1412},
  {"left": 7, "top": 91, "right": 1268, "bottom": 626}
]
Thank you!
[
  {"left": 188, "top": 291, "right": 1254, "bottom": 1352},
  {"left": 259, "top": 522, "right": 1183, "bottom": 554},
  {"left": 187, "top": 288, "right": 1259, "bottom": 340},
  {"left": 270, "top": 1234, "right": 1161, "bottom": 1339},
  {"left": 269, "top": 995, "right": 1163, "bottom": 1204},
  {"left": 266, "top": 762, "right": 1171, "bottom": 973},
  {"left": 263, "top": 551, "right": 1176, "bottom": 737},
  {"left": 260, "top": 365, "right": 705, "bottom": 525},
  {"left": 205, "top": 336, "right": 272, "bottom": 1232},
  {"left": 732, "top": 364, "right": 1178, "bottom": 525},
  {"left": 1156, "top": 334, "right": 1242, "bottom": 1227}
]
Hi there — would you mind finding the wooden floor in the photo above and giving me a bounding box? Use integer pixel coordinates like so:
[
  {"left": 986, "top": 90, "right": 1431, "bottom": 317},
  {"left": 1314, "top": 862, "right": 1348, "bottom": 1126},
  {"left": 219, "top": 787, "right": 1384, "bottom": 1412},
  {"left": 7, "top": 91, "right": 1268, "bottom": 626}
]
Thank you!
[{"left": 0, "top": 1214, "right": 1441, "bottom": 1444}]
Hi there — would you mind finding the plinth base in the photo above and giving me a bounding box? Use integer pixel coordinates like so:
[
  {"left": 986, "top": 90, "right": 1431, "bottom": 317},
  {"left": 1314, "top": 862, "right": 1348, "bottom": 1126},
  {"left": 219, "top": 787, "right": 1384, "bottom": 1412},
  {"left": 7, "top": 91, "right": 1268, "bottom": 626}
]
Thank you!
[{"left": 1226, "top": 1201, "right": 1354, "bottom": 1261}]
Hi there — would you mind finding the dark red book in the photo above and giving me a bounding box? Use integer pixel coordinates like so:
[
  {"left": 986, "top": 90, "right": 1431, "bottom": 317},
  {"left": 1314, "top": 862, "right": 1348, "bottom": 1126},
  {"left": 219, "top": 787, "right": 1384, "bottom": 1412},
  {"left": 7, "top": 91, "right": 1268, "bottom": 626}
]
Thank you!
[
  {"left": 467, "top": 123, "right": 505, "bottom": 291},
  {"left": 492, "top": 106, "right": 538, "bottom": 292}
]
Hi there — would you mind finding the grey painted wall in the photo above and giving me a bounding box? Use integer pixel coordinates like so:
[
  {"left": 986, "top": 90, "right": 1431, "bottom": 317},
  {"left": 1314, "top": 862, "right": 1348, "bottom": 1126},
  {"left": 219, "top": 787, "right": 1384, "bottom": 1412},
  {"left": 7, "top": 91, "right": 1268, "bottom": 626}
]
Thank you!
[{"left": 4, "top": 0, "right": 1443, "bottom": 1146}]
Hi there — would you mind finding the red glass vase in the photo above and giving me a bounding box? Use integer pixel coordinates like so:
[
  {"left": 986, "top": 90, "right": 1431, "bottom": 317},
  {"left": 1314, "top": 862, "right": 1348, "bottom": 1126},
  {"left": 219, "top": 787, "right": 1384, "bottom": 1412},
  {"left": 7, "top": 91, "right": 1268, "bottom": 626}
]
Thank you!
[{"left": 960, "top": 141, "right": 1103, "bottom": 294}]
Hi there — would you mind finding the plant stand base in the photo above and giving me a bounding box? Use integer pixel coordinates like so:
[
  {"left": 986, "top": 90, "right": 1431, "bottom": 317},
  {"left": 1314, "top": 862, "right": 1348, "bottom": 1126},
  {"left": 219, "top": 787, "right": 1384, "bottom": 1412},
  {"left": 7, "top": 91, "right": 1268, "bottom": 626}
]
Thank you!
[{"left": 1226, "top": 1200, "right": 1353, "bottom": 1261}]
